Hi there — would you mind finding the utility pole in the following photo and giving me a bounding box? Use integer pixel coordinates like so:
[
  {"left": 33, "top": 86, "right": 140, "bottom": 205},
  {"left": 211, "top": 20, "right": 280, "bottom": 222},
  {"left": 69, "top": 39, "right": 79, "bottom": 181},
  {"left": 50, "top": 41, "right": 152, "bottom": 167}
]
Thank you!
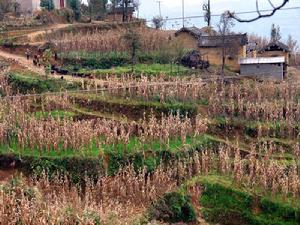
[
  {"left": 157, "top": 0, "right": 162, "bottom": 17},
  {"left": 182, "top": 0, "right": 185, "bottom": 27}
]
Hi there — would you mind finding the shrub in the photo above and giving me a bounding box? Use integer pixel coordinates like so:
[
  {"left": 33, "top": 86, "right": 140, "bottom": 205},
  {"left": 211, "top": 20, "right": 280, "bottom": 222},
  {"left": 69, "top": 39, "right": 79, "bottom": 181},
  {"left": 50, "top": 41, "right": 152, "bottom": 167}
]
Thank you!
[
  {"left": 61, "top": 51, "right": 129, "bottom": 69},
  {"left": 149, "top": 192, "right": 196, "bottom": 223}
]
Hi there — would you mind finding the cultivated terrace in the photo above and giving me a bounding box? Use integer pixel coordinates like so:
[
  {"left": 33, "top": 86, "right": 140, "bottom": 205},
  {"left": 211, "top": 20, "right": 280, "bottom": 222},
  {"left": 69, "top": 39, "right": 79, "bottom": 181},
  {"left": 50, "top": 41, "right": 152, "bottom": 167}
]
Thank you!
[{"left": 0, "top": 0, "right": 300, "bottom": 224}]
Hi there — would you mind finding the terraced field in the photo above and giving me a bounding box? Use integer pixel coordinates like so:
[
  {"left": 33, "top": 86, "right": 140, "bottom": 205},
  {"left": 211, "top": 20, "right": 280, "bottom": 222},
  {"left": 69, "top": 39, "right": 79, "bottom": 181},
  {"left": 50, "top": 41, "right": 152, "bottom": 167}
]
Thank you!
[{"left": 0, "top": 64, "right": 300, "bottom": 224}]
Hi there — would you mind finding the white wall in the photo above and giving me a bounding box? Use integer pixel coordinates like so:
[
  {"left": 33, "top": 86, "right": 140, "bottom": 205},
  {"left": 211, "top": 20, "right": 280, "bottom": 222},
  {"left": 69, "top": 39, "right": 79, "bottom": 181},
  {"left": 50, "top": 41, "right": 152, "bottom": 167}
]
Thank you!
[
  {"left": 17, "top": 0, "right": 67, "bottom": 13},
  {"left": 32, "top": 0, "right": 41, "bottom": 11},
  {"left": 17, "top": 0, "right": 40, "bottom": 13}
]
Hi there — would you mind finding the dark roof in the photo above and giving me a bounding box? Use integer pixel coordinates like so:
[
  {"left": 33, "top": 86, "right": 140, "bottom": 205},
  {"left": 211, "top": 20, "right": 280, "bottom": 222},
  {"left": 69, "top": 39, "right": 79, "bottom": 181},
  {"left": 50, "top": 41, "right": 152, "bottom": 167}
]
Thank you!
[
  {"left": 175, "top": 26, "right": 204, "bottom": 38},
  {"left": 198, "top": 33, "right": 248, "bottom": 47},
  {"left": 109, "top": 7, "right": 135, "bottom": 15},
  {"left": 260, "top": 41, "right": 290, "bottom": 52}
]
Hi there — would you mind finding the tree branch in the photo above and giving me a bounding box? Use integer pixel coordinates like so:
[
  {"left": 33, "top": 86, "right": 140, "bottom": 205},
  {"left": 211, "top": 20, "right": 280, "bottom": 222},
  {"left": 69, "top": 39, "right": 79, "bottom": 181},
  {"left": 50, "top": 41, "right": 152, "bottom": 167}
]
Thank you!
[{"left": 229, "top": 0, "right": 289, "bottom": 23}]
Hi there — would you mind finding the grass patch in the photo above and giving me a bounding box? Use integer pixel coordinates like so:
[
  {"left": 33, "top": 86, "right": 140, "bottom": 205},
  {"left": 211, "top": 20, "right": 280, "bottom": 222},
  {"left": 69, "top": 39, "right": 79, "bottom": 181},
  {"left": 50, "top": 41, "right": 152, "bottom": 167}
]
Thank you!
[
  {"left": 80, "top": 63, "right": 191, "bottom": 77},
  {"left": 34, "top": 110, "right": 76, "bottom": 120},
  {"left": 188, "top": 175, "right": 300, "bottom": 225},
  {"left": 8, "top": 72, "right": 80, "bottom": 94},
  {"left": 0, "top": 134, "right": 215, "bottom": 159},
  {"left": 0, "top": 134, "right": 219, "bottom": 179}
]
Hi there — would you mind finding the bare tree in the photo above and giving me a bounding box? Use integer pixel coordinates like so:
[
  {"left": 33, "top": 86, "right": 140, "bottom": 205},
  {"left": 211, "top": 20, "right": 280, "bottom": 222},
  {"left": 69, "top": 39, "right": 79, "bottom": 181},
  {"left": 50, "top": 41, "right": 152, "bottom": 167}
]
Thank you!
[
  {"left": 203, "top": 0, "right": 211, "bottom": 27},
  {"left": 287, "top": 35, "right": 298, "bottom": 54},
  {"left": 248, "top": 34, "right": 268, "bottom": 48},
  {"left": 287, "top": 35, "right": 299, "bottom": 65},
  {"left": 229, "top": 0, "right": 289, "bottom": 23},
  {"left": 217, "top": 12, "right": 235, "bottom": 75}
]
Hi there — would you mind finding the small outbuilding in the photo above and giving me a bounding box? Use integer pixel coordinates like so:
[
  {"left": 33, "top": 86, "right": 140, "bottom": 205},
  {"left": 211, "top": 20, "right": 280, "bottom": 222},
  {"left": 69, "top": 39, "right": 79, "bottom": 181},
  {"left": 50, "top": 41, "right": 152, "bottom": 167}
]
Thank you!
[
  {"left": 239, "top": 57, "right": 286, "bottom": 80},
  {"left": 259, "top": 41, "right": 290, "bottom": 65}
]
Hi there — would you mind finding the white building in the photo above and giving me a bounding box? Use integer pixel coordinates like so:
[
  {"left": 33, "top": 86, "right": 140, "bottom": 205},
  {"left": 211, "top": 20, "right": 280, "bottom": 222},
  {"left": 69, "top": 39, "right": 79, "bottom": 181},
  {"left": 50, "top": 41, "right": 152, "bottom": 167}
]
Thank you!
[{"left": 17, "top": 0, "right": 67, "bottom": 13}]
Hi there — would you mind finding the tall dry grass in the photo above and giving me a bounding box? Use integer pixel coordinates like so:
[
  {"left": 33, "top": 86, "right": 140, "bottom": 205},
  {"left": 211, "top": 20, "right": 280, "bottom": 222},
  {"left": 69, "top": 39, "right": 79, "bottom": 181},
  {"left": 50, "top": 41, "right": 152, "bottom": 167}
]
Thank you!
[{"left": 53, "top": 27, "right": 173, "bottom": 53}]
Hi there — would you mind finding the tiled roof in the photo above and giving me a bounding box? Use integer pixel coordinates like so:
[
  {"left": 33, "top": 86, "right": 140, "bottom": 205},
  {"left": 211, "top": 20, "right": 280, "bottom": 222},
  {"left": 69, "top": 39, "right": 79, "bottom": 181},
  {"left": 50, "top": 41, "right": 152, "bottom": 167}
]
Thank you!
[
  {"left": 175, "top": 26, "right": 207, "bottom": 38},
  {"left": 198, "top": 33, "right": 248, "bottom": 47},
  {"left": 260, "top": 41, "right": 290, "bottom": 52}
]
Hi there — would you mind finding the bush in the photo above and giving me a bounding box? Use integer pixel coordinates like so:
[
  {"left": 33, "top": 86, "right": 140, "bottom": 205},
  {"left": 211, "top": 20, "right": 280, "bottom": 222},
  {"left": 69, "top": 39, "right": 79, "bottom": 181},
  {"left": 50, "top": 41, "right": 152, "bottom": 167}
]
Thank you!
[
  {"left": 149, "top": 192, "right": 196, "bottom": 223},
  {"left": 62, "top": 52, "right": 129, "bottom": 69}
]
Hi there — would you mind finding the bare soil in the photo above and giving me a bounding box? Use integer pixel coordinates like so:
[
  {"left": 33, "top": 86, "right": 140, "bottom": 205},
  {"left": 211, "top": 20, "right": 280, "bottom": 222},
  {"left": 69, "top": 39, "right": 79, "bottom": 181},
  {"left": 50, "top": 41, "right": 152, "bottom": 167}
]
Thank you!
[{"left": 0, "top": 169, "right": 15, "bottom": 184}]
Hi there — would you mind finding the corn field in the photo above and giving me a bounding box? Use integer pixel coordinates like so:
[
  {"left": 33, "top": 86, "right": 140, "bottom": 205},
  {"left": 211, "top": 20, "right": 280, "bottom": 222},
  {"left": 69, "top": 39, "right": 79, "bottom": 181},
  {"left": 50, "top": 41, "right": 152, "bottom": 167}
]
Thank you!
[
  {"left": 52, "top": 27, "right": 172, "bottom": 53},
  {"left": 1, "top": 74, "right": 300, "bottom": 224},
  {"left": 1, "top": 141, "right": 300, "bottom": 224}
]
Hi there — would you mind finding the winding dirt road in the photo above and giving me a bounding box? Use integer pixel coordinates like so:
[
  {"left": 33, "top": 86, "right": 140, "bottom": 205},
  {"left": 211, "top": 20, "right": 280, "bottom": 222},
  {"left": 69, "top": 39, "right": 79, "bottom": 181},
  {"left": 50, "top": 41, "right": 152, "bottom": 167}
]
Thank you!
[
  {"left": 0, "top": 49, "right": 91, "bottom": 85},
  {"left": 0, "top": 49, "right": 45, "bottom": 75},
  {"left": 26, "top": 24, "right": 70, "bottom": 43}
]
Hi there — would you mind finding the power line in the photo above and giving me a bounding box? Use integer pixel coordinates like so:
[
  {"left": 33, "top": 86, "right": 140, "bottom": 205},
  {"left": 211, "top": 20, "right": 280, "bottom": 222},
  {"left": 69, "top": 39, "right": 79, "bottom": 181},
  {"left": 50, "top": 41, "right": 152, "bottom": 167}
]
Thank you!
[{"left": 162, "top": 6, "right": 300, "bottom": 22}]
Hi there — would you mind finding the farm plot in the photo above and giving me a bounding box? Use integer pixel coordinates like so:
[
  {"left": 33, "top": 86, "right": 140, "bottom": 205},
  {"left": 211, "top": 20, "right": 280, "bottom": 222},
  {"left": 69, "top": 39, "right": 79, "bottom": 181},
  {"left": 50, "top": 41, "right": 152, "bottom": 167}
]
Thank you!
[{"left": 1, "top": 74, "right": 300, "bottom": 224}]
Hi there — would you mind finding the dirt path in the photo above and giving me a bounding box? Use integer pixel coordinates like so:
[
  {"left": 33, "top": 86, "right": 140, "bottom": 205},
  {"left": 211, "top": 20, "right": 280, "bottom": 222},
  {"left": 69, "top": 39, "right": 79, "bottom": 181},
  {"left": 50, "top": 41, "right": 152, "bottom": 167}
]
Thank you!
[
  {"left": 0, "top": 49, "right": 133, "bottom": 86},
  {"left": 26, "top": 24, "right": 70, "bottom": 43},
  {"left": 0, "top": 49, "right": 89, "bottom": 84},
  {"left": 0, "top": 49, "right": 45, "bottom": 75}
]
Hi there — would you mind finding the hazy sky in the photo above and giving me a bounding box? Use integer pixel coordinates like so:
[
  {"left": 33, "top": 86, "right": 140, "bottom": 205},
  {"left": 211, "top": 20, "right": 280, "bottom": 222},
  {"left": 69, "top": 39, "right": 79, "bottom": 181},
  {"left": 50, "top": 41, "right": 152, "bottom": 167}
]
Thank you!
[
  {"left": 83, "top": 0, "right": 300, "bottom": 43},
  {"left": 138, "top": 0, "right": 300, "bottom": 43}
]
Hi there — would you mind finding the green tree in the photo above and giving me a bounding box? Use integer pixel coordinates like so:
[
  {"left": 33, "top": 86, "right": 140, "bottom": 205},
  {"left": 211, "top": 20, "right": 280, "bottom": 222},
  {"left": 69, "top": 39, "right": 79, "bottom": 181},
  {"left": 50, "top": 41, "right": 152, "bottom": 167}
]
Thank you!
[
  {"left": 0, "top": 0, "right": 13, "bottom": 13},
  {"left": 88, "top": 0, "right": 107, "bottom": 20},
  {"left": 68, "top": 0, "right": 81, "bottom": 21},
  {"left": 40, "top": 0, "right": 55, "bottom": 11},
  {"left": 270, "top": 24, "right": 281, "bottom": 42},
  {"left": 41, "top": 49, "right": 53, "bottom": 79},
  {"left": 0, "top": 0, "right": 14, "bottom": 19}
]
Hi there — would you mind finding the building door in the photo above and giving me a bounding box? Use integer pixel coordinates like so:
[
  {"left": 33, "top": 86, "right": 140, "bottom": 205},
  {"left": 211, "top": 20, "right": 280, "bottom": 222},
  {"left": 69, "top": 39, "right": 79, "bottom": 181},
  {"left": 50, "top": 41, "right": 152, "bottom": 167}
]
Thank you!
[{"left": 60, "top": 0, "right": 65, "bottom": 8}]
